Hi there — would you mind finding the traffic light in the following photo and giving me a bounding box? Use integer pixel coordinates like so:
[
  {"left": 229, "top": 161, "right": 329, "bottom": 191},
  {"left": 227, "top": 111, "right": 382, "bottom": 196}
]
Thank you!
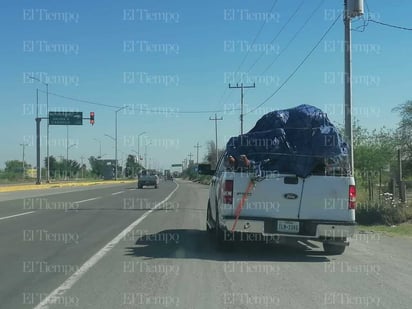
[{"left": 90, "top": 112, "right": 95, "bottom": 125}]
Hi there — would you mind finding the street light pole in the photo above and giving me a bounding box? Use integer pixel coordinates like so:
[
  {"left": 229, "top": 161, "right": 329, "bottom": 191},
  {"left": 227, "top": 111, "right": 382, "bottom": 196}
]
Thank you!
[
  {"left": 144, "top": 141, "right": 151, "bottom": 169},
  {"left": 104, "top": 134, "right": 116, "bottom": 179},
  {"left": 137, "top": 131, "right": 147, "bottom": 166},
  {"left": 93, "top": 138, "right": 102, "bottom": 158},
  {"left": 29, "top": 76, "right": 49, "bottom": 182},
  {"left": 144, "top": 145, "right": 147, "bottom": 169},
  {"left": 20, "top": 143, "right": 28, "bottom": 179},
  {"left": 35, "top": 88, "right": 41, "bottom": 184},
  {"left": 114, "top": 106, "right": 128, "bottom": 180},
  {"left": 46, "top": 83, "right": 50, "bottom": 183},
  {"left": 66, "top": 143, "right": 76, "bottom": 180},
  {"left": 66, "top": 125, "right": 69, "bottom": 180},
  {"left": 27, "top": 77, "right": 41, "bottom": 184},
  {"left": 119, "top": 151, "right": 126, "bottom": 177}
]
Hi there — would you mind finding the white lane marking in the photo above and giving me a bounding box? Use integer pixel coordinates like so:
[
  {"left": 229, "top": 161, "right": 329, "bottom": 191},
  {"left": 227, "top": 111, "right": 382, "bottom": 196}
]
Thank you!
[
  {"left": 34, "top": 182, "right": 180, "bottom": 309},
  {"left": 75, "top": 197, "right": 100, "bottom": 204},
  {"left": 0, "top": 211, "right": 35, "bottom": 221},
  {"left": 111, "top": 191, "right": 124, "bottom": 196}
]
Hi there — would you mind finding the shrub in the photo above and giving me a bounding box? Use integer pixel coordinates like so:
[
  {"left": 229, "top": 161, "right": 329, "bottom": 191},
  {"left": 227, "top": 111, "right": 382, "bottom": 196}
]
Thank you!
[{"left": 356, "top": 193, "right": 411, "bottom": 225}]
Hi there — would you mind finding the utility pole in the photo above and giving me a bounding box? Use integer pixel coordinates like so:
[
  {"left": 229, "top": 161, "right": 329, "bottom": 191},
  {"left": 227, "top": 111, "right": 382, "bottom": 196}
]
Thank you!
[
  {"left": 229, "top": 83, "right": 255, "bottom": 142},
  {"left": 209, "top": 114, "right": 223, "bottom": 167},
  {"left": 46, "top": 83, "right": 49, "bottom": 183},
  {"left": 344, "top": 0, "right": 364, "bottom": 175},
  {"left": 80, "top": 155, "right": 85, "bottom": 178},
  {"left": 188, "top": 153, "right": 193, "bottom": 165},
  {"left": 113, "top": 106, "right": 128, "bottom": 180},
  {"left": 35, "top": 88, "right": 41, "bottom": 184},
  {"left": 344, "top": 0, "right": 353, "bottom": 176},
  {"left": 137, "top": 131, "right": 146, "bottom": 165},
  {"left": 20, "top": 143, "right": 28, "bottom": 179},
  {"left": 29, "top": 76, "right": 48, "bottom": 184},
  {"left": 93, "top": 138, "right": 102, "bottom": 158},
  {"left": 66, "top": 126, "right": 69, "bottom": 180},
  {"left": 398, "top": 148, "right": 406, "bottom": 202},
  {"left": 194, "top": 142, "right": 201, "bottom": 166},
  {"left": 144, "top": 142, "right": 151, "bottom": 169}
]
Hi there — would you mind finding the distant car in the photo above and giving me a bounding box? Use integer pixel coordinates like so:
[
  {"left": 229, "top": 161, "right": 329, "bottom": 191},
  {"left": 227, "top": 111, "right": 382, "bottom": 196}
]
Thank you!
[{"left": 137, "top": 170, "right": 159, "bottom": 189}]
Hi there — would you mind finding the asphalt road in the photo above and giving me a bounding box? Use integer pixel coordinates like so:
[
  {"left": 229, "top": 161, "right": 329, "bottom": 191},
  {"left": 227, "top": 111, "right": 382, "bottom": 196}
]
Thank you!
[{"left": 0, "top": 179, "right": 411, "bottom": 309}]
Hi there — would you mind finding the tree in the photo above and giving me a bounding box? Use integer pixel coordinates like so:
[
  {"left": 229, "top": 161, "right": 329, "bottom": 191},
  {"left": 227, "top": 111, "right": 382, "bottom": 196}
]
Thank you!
[
  {"left": 3, "top": 160, "right": 31, "bottom": 180},
  {"left": 125, "top": 154, "right": 142, "bottom": 178},
  {"left": 44, "top": 156, "right": 58, "bottom": 178},
  {"left": 392, "top": 100, "right": 412, "bottom": 177},
  {"left": 393, "top": 100, "right": 412, "bottom": 156},
  {"left": 89, "top": 156, "right": 104, "bottom": 178},
  {"left": 353, "top": 121, "right": 398, "bottom": 199},
  {"left": 5, "top": 160, "right": 24, "bottom": 174},
  {"left": 66, "top": 159, "right": 81, "bottom": 178},
  {"left": 203, "top": 140, "right": 225, "bottom": 169},
  {"left": 353, "top": 123, "right": 396, "bottom": 174}
]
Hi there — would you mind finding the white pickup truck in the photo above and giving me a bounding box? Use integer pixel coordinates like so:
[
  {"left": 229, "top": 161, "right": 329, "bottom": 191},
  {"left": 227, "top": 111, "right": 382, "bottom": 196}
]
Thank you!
[{"left": 199, "top": 155, "right": 356, "bottom": 255}]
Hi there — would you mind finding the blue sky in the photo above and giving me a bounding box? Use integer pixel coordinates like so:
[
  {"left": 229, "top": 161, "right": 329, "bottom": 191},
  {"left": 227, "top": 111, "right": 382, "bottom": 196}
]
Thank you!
[{"left": 1, "top": 0, "right": 411, "bottom": 171}]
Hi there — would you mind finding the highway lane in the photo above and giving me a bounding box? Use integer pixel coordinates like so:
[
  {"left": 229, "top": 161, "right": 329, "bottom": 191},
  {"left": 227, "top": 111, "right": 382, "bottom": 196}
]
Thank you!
[
  {"left": 0, "top": 181, "right": 137, "bottom": 203},
  {"left": 31, "top": 179, "right": 412, "bottom": 309},
  {"left": 1, "top": 179, "right": 412, "bottom": 308},
  {"left": 0, "top": 180, "right": 177, "bottom": 309}
]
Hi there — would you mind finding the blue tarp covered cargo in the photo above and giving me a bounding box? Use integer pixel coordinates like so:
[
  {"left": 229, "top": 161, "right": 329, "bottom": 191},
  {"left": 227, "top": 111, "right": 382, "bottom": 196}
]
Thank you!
[{"left": 225, "top": 104, "right": 350, "bottom": 178}]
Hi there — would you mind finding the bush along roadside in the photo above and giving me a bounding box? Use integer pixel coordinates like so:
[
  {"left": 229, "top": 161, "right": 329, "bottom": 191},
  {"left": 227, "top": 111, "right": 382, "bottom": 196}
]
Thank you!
[
  {"left": 182, "top": 173, "right": 211, "bottom": 185},
  {"left": 356, "top": 193, "right": 412, "bottom": 226}
]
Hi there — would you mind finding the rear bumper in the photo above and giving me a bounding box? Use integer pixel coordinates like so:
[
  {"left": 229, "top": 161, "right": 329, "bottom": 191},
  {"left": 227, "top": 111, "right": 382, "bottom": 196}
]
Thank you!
[
  {"left": 138, "top": 181, "right": 157, "bottom": 186},
  {"left": 221, "top": 216, "right": 356, "bottom": 240}
]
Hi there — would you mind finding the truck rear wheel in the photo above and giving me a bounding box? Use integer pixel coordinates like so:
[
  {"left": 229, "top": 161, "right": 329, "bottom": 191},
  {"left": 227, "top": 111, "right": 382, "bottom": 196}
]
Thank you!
[
  {"left": 215, "top": 211, "right": 223, "bottom": 243},
  {"left": 215, "top": 208, "right": 235, "bottom": 249},
  {"left": 323, "top": 242, "right": 346, "bottom": 255},
  {"left": 206, "top": 201, "right": 214, "bottom": 233}
]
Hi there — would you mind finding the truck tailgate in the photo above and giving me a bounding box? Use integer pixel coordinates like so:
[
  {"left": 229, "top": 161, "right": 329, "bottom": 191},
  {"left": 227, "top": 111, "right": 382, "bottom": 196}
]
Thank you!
[
  {"left": 231, "top": 174, "right": 303, "bottom": 220},
  {"left": 299, "top": 175, "right": 355, "bottom": 221}
]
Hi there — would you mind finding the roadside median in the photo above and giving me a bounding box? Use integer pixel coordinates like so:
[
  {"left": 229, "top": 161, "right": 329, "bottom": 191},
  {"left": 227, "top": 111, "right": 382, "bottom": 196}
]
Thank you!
[{"left": 0, "top": 179, "right": 136, "bottom": 193}]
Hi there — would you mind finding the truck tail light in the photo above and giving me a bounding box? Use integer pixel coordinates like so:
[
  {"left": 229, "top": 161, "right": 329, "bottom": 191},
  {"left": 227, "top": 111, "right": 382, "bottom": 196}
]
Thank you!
[
  {"left": 223, "top": 180, "right": 233, "bottom": 204},
  {"left": 349, "top": 185, "right": 356, "bottom": 209}
]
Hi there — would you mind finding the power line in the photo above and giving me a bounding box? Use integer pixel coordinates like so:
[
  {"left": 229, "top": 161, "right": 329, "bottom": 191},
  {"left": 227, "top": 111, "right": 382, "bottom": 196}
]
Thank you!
[
  {"left": 368, "top": 19, "right": 412, "bottom": 31},
  {"left": 194, "top": 143, "right": 201, "bottom": 166},
  {"left": 246, "top": 13, "right": 342, "bottom": 115},
  {"left": 209, "top": 114, "right": 223, "bottom": 167},
  {"left": 217, "top": 0, "right": 278, "bottom": 107},
  {"left": 232, "top": 0, "right": 279, "bottom": 80},
  {"left": 37, "top": 89, "right": 240, "bottom": 114},
  {"left": 245, "top": 0, "right": 305, "bottom": 74},
  {"left": 353, "top": 0, "right": 412, "bottom": 32},
  {"left": 38, "top": 90, "right": 120, "bottom": 109},
  {"left": 260, "top": 0, "right": 326, "bottom": 75},
  {"left": 219, "top": 0, "right": 305, "bottom": 109},
  {"left": 229, "top": 83, "right": 256, "bottom": 136}
]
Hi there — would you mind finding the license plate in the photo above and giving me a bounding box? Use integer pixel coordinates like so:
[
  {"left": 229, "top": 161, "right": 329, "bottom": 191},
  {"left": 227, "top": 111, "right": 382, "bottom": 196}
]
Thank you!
[{"left": 277, "top": 220, "right": 299, "bottom": 233}]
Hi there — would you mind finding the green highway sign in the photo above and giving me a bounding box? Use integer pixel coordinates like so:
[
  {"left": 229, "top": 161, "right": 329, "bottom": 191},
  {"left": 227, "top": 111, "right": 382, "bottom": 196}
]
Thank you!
[
  {"left": 171, "top": 164, "right": 182, "bottom": 167},
  {"left": 49, "top": 112, "right": 83, "bottom": 125}
]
